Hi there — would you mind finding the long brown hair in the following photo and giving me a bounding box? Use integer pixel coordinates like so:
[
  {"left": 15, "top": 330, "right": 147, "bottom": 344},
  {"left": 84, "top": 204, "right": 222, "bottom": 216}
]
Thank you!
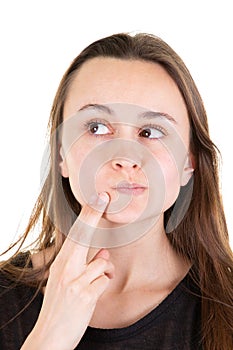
[{"left": 1, "top": 33, "right": 233, "bottom": 349}]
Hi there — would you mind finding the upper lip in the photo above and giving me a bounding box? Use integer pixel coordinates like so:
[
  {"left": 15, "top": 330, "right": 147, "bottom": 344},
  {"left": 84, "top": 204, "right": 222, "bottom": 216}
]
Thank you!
[{"left": 113, "top": 181, "right": 147, "bottom": 189}]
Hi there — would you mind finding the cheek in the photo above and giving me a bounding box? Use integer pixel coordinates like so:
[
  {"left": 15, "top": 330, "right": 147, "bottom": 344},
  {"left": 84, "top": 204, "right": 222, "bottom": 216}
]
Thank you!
[
  {"left": 63, "top": 136, "right": 187, "bottom": 217},
  {"left": 154, "top": 150, "right": 183, "bottom": 211},
  {"left": 164, "top": 160, "right": 180, "bottom": 208},
  {"left": 64, "top": 145, "right": 89, "bottom": 204},
  {"left": 149, "top": 132, "right": 189, "bottom": 210}
]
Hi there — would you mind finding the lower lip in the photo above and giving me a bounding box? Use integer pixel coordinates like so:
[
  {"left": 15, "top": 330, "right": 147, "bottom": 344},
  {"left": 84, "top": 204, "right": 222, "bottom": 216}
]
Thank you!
[{"left": 115, "top": 187, "right": 146, "bottom": 196}]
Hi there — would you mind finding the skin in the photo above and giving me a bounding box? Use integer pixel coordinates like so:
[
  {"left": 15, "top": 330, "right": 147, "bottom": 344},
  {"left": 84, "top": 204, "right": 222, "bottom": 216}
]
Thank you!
[
  {"left": 61, "top": 59, "right": 192, "bottom": 226},
  {"left": 24, "top": 58, "right": 194, "bottom": 349}
]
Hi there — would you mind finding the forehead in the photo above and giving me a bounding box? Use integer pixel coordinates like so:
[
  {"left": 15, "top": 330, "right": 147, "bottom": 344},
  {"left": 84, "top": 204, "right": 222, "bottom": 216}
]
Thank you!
[{"left": 64, "top": 58, "right": 189, "bottom": 136}]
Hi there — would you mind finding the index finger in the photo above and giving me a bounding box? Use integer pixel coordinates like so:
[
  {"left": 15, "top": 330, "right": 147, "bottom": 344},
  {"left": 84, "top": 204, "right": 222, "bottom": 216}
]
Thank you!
[{"left": 57, "top": 192, "right": 109, "bottom": 265}]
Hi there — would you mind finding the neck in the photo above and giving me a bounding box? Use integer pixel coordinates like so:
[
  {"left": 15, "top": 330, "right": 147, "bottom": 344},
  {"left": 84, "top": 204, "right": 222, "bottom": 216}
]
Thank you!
[{"left": 87, "top": 217, "right": 190, "bottom": 294}]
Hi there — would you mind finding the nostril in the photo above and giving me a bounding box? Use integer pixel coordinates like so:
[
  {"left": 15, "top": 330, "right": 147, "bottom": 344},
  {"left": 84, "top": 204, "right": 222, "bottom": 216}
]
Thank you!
[{"left": 112, "top": 159, "right": 140, "bottom": 170}]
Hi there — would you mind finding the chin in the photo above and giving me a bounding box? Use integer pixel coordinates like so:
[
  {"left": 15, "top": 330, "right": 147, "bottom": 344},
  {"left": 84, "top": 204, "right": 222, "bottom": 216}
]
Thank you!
[{"left": 103, "top": 208, "right": 146, "bottom": 225}]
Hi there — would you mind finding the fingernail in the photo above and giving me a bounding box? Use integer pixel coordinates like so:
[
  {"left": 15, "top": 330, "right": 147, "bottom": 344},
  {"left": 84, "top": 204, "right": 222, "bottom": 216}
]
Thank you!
[
  {"left": 97, "top": 192, "right": 109, "bottom": 205},
  {"left": 88, "top": 192, "right": 109, "bottom": 206}
]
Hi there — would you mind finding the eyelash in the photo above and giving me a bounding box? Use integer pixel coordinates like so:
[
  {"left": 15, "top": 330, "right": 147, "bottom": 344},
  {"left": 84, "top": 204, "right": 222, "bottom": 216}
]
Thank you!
[
  {"left": 138, "top": 123, "right": 167, "bottom": 138},
  {"left": 84, "top": 119, "right": 113, "bottom": 137},
  {"left": 83, "top": 119, "right": 167, "bottom": 139}
]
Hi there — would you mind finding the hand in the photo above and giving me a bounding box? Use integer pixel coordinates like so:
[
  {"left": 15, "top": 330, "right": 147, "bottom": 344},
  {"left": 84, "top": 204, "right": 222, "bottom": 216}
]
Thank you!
[{"left": 21, "top": 192, "right": 114, "bottom": 350}]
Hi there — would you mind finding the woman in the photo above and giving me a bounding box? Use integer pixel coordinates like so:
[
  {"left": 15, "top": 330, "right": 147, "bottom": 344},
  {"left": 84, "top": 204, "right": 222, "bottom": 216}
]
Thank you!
[{"left": 0, "top": 33, "right": 232, "bottom": 350}]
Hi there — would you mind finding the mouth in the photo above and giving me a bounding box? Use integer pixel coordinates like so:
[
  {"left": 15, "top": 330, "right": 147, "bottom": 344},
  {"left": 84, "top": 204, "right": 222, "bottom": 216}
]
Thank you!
[{"left": 112, "top": 181, "right": 147, "bottom": 196}]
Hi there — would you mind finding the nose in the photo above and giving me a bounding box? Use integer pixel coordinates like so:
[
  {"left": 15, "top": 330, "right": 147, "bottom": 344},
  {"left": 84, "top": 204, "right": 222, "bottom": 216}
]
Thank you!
[{"left": 111, "top": 158, "right": 140, "bottom": 171}]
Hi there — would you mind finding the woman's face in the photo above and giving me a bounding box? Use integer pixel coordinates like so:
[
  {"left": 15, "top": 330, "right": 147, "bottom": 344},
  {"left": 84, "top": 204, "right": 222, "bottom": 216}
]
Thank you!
[{"left": 60, "top": 58, "right": 193, "bottom": 227}]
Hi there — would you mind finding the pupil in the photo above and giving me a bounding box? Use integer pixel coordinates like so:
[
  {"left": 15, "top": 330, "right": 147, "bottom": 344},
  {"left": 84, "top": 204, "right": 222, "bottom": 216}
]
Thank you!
[
  {"left": 91, "top": 124, "right": 98, "bottom": 133},
  {"left": 142, "top": 129, "right": 151, "bottom": 137}
]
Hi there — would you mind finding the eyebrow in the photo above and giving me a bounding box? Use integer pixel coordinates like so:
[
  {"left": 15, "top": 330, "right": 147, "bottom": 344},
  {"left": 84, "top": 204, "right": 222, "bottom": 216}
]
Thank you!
[
  {"left": 78, "top": 103, "right": 177, "bottom": 124},
  {"left": 138, "top": 110, "right": 177, "bottom": 124},
  {"left": 79, "top": 103, "right": 115, "bottom": 115}
]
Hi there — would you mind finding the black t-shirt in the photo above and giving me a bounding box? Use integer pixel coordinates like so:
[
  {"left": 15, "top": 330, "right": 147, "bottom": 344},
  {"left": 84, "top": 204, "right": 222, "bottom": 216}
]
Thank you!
[{"left": 0, "top": 253, "right": 202, "bottom": 349}]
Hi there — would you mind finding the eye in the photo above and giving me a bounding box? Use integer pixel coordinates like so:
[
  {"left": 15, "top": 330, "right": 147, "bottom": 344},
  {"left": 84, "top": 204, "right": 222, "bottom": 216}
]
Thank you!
[
  {"left": 87, "top": 121, "right": 111, "bottom": 135},
  {"left": 139, "top": 126, "right": 165, "bottom": 139}
]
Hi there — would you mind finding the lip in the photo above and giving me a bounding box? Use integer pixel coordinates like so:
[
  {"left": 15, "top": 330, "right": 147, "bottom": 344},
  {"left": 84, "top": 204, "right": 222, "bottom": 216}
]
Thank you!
[{"left": 112, "top": 182, "right": 147, "bottom": 196}]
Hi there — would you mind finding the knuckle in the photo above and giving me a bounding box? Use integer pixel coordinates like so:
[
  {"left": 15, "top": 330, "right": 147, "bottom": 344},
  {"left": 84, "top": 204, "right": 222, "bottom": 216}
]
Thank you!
[
  {"left": 66, "top": 281, "right": 82, "bottom": 296},
  {"left": 100, "top": 274, "right": 110, "bottom": 287},
  {"left": 78, "top": 288, "right": 95, "bottom": 305},
  {"left": 95, "top": 257, "right": 108, "bottom": 270},
  {"left": 59, "top": 276, "right": 73, "bottom": 290},
  {"left": 108, "top": 261, "right": 115, "bottom": 271},
  {"left": 93, "top": 275, "right": 110, "bottom": 298},
  {"left": 97, "top": 275, "right": 110, "bottom": 295}
]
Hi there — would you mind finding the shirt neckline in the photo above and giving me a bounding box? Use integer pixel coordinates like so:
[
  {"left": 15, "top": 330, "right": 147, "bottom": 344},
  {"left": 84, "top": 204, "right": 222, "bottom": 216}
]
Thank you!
[
  {"left": 84, "top": 271, "right": 192, "bottom": 342},
  {"left": 15, "top": 251, "right": 196, "bottom": 343}
]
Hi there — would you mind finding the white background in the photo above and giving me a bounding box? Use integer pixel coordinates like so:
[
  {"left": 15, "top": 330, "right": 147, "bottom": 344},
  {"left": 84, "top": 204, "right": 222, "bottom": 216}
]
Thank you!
[{"left": 0, "top": 0, "right": 232, "bottom": 253}]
